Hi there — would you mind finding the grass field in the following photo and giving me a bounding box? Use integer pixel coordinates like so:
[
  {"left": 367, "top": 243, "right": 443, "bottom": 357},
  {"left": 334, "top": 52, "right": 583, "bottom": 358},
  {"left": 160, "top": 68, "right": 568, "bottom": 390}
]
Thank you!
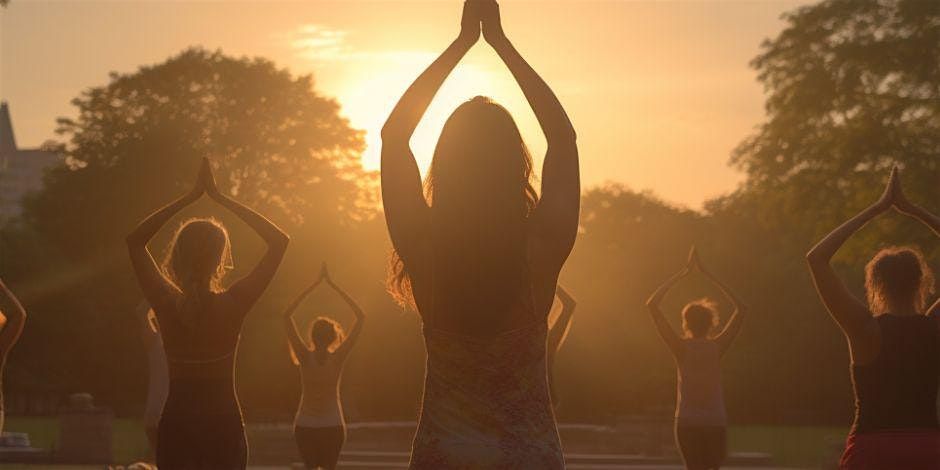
[{"left": 1, "top": 417, "right": 847, "bottom": 469}]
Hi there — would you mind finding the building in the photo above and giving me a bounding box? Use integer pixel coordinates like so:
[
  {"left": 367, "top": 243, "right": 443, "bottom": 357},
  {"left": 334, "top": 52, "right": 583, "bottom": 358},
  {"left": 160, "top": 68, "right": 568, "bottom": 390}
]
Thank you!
[{"left": 0, "top": 102, "right": 61, "bottom": 222}]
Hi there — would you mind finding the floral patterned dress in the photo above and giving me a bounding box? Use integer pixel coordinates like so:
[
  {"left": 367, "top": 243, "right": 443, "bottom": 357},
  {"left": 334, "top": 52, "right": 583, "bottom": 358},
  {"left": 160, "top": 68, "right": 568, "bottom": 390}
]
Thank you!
[{"left": 408, "top": 321, "right": 565, "bottom": 469}]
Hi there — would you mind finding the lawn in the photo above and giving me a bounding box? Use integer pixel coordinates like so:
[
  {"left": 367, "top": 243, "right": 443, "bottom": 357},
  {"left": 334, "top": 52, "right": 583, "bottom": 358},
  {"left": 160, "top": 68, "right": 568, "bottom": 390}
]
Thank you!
[{"left": 1, "top": 417, "right": 847, "bottom": 468}]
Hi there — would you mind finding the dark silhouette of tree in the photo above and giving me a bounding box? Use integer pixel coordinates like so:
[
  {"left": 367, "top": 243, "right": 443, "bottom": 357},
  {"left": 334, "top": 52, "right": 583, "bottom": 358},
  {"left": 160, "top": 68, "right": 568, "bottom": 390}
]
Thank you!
[
  {"left": 731, "top": 0, "right": 939, "bottom": 243},
  {"left": 5, "top": 47, "right": 377, "bottom": 413}
]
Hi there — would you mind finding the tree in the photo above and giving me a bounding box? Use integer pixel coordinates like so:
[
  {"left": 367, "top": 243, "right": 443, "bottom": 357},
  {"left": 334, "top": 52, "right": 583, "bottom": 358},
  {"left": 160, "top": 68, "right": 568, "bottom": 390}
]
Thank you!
[
  {"left": 731, "top": 0, "right": 939, "bottom": 244},
  {"left": 5, "top": 47, "right": 377, "bottom": 413}
]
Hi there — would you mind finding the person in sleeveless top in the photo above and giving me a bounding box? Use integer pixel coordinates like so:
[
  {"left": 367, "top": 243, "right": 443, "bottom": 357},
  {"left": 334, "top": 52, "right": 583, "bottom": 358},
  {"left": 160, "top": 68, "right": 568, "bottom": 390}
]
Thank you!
[
  {"left": 548, "top": 286, "right": 577, "bottom": 411},
  {"left": 0, "top": 278, "right": 26, "bottom": 434},
  {"left": 283, "top": 263, "right": 365, "bottom": 470},
  {"left": 127, "top": 158, "right": 289, "bottom": 470},
  {"left": 381, "top": 0, "right": 579, "bottom": 466},
  {"left": 646, "top": 247, "right": 746, "bottom": 470},
  {"left": 136, "top": 301, "right": 168, "bottom": 457},
  {"left": 807, "top": 167, "right": 940, "bottom": 470}
]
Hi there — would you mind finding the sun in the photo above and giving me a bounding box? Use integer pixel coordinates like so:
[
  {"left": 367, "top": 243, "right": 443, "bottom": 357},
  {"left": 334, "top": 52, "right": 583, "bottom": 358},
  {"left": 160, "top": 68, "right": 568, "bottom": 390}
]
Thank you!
[{"left": 334, "top": 49, "right": 542, "bottom": 180}]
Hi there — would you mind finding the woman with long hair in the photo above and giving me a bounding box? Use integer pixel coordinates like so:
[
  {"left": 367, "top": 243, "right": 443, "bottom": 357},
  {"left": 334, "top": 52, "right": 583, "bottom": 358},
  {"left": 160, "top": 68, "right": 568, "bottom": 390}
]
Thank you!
[
  {"left": 283, "top": 263, "right": 364, "bottom": 470},
  {"left": 0, "top": 278, "right": 26, "bottom": 434},
  {"left": 136, "top": 301, "right": 168, "bottom": 457},
  {"left": 381, "top": 0, "right": 578, "bottom": 466},
  {"left": 646, "top": 247, "right": 746, "bottom": 470},
  {"left": 548, "top": 285, "right": 576, "bottom": 410},
  {"left": 126, "top": 158, "right": 289, "bottom": 469},
  {"left": 806, "top": 168, "right": 939, "bottom": 469}
]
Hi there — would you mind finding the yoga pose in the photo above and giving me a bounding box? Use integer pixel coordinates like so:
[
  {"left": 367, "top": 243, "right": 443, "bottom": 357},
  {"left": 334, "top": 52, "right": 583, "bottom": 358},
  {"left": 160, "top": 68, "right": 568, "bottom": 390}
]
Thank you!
[
  {"left": 136, "top": 301, "right": 168, "bottom": 455},
  {"left": 127, "top": 158, "right": 289, "bottom": 469},
  {"left": 806, "top": 168, "right": 939, "bottom": 470},
  {"left": 381, "top": 0, "right": 578, "bottom": 467},
  {"left": 646, "top": 247, "right": 746, "bottom": 470},
  {"left": 548, "top": 285, "right": 576, "bottom": 409},
  {"left": 0, "top": 279, "right": 26, "bottom": 434},
  {"left": 283, "top": 263, "right": 364, "bottom": 470}
]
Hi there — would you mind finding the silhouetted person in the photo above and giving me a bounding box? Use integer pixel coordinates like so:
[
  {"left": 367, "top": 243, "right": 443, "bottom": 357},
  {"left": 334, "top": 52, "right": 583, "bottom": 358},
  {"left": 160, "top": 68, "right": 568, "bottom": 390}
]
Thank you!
[
  {"left": 283, "top": 263, "right": 364, "bottom": 470},
  {"left": 0, "top": 278, "right": 26, "bottom": 434},
  {"left": 548, "top": 286, "right": 576, "bottom": 410},
  {"left": 806, "top": 167, "right": 940, "bottom": 470},
  {"left": 381, "top": 0, "right": 578, "bottom": 466},
  {"left": 136, "top": 301, "right": 168, "bottom": 456},
  {"left": 127, "top": 158, "right": 289, "bottom": 470},
  {"left": 646, "top": 247, "right": 746, "bottom": 470}
]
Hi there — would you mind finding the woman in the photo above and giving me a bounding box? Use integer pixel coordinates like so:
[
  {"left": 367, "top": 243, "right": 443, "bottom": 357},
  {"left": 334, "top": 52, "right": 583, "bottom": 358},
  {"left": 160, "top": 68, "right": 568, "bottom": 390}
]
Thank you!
[
  {"left": 0, "top": 278, "right": 26, "bottom": 434},
  {"left": 646, "top": 247, "right": 746, "bottom": 470},
  {"left": 806, "top": 168, "right": 940, "bottom": 470},
  {"left": 136, "top": 301, "right": 168, "bottom": 456},
  {"left": 548, "top": 285, "right": 576, "bottom": 410},
  {"left": 381, "top": 0, "right": 578, "bottom": 467},
  {"left": 127, "top": 158, "right": 289, "bottom": 469},
  {"left": 283, "top": 263, "right": 364, "bottom": 470}
]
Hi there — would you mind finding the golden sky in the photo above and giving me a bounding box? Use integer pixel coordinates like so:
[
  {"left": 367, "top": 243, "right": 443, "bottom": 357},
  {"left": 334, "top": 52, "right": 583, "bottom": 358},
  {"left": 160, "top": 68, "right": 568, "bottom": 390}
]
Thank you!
[{"left": 0, "top": 0, "right": 809, "bottom": 209}]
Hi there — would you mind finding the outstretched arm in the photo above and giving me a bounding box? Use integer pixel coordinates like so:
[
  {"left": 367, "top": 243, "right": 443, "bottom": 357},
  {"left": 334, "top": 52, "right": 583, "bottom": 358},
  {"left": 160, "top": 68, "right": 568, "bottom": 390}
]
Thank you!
[
  {"left": 547, "top": 285, "right": 577, "bottom": 359},
  {"left": 482, "top": 0, "right": 579, "bottom": 263},
  {"left": 806, "top": 170, "right": 896, "bottom": 355},
  {"left": 381, "top": 2, "right": 480, "bottom": 259},
  {"left": 126, "top": 166, "right": 204, "bottom": 308},
  {"left": 692, "top": 249, "right": 747, "bottom": 356},
  {"left": 203, "top": 159, "right": 289, "bottom": 306},
  {"left": 891, "top": 168, "right": 940, "bottom": 317},
  {"left": 0, "top": 279, "right": 26, "bottom": 357},
  {"left": 282, "top": 267, "right": 327, "bottom": 364},
  {"left": 325, "top": 267, "right": 366, "bottom": 361},
  {"left": 645, "top": 258, "right": 691, "bottom": 359}
]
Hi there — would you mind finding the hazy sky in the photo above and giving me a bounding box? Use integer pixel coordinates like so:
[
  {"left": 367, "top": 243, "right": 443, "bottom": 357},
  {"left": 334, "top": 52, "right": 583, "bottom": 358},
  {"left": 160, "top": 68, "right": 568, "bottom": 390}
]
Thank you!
[{"left": 0, "top": 0, "right": 809, "bottom": 209}]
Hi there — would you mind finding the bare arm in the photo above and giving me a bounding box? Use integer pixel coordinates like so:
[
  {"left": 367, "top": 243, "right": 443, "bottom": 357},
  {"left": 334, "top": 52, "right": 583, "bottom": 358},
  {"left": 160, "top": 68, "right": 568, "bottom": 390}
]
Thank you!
[
  {"left": 326, "top": 269, "right": 366, "bottom": 361},
  {"left": 806, "top": 170, "right": 896, "bottom": 360},
  {"left": 380, "top": 3, "right": 480, "bottom": 259},
  {"left": 547, "top": 285, "right": 577, "bottom": 358},
  {"left": 282, "top": 269, "right": 326, "bottom": 364},
  {"left": 203, "top": 159, "right": 289, "bottom": 306},
  {"left": 482, "top": 1, "right": 579, "bottom": 263},
  {"left": 126, "top": 169, "right": 204, "bottom": 308},
  {"left": 645, "top": 265, "right": 689, "bottom": 359},
  {"left": 0, "top": 279, "right": 26, "bottom": 356},
  {"left": 692, "top": 250, "right": 747, "bottom": 356}
]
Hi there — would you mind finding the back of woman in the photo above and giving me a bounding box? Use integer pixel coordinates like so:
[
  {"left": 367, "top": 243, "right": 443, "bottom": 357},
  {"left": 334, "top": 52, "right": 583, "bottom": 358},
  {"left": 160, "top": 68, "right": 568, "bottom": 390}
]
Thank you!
[
  {"left": 806, "top": 168, "right": 940, "bottom": 470},
  {"left": 852, "top": 314, "right": 940, "bottom": 434},
  {"left": 381, "top": 2, "right": 578, "bottom": 468},
  {"left": 676, "top": 339, "right": 727, "bottom": 427},
  {"left": 127, "top": 159, "right": 288, "bottom": 470}
]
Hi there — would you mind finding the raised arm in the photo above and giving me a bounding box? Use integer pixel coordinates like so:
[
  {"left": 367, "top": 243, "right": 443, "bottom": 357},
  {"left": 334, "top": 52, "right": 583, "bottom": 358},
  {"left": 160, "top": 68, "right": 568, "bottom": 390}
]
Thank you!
[
  {"left": 381, "top": 2, "right": 480, "bottom": 257},
  {"left": 126, "top": 166, "right": 204, "bottom": 308},
  {"left": 203, "top": 159, "right": 289, "bottom": 306},
  {"left": 282, "top": 266, "right": 327, "bottom": 365},
  {"left": 692, "top": 249, "right": 747, "bottom": 356},
  {"left": 645, "top": 258, "right": 691, "bottom": 359},
  {"left": 0, "top": 279, "right": 26, "bottom": 357},
  {"left": 324, "top": 266, "right": 365, "bottom": 361},
  {"left": 482, "top": 0, "right": 579, "bottom": 261},
  {"left": 806, "top": 170, "right": 896, "bottom": 359},
  {"left": 891, "top": 168, "right": 940, "bottom": 317},
  {"left": 547, "top": 285, "right": 577, "bottom": 359}
]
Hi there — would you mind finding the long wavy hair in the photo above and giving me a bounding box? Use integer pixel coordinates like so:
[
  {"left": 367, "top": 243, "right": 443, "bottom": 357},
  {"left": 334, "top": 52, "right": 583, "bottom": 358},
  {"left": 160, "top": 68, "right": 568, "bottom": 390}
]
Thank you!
[
  {"left": 865, "top": 246, "right": 935, "bottom": 315},
  {"left": 162, "top": 218, "right": 232, "bottom": 327},
  {"left": 388, "top": 96, "right": 538, "bottom": 312}
]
